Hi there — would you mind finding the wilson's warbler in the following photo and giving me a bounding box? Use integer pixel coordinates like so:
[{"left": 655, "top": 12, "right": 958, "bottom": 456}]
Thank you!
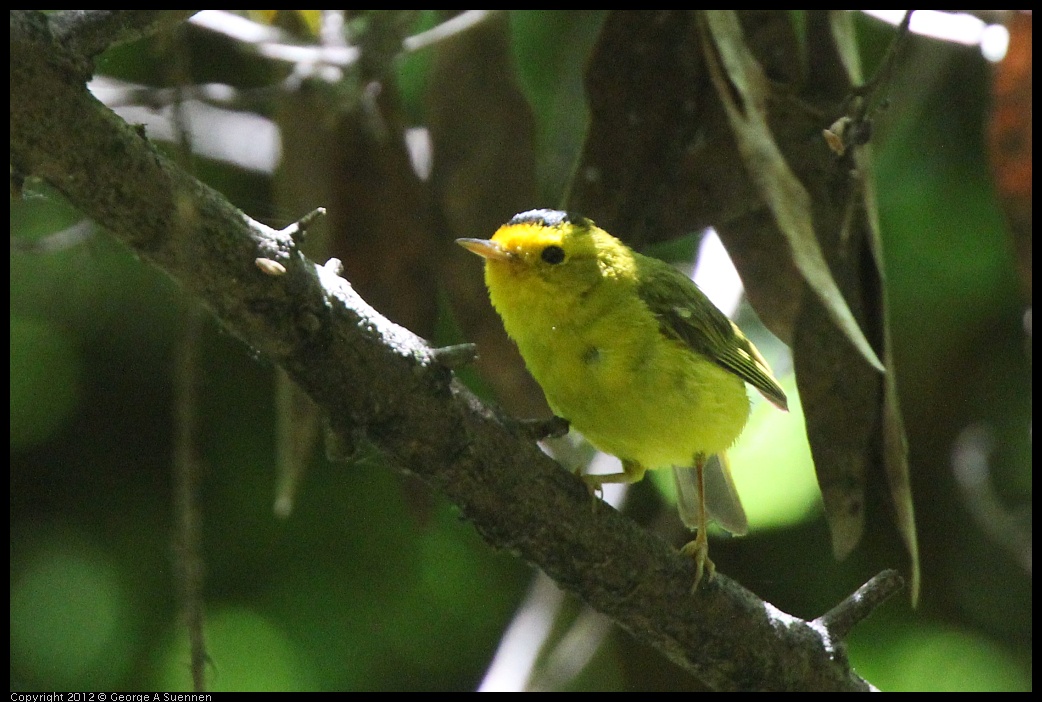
[{"left": 457, "top": 209, "right": 788, "bottom": 588}]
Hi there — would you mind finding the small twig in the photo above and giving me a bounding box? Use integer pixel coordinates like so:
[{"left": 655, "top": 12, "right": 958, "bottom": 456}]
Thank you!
[
  {"left": 813, "top": 569, "right": 905, "bottom": 641},
  {"left": 851, "top": 10, "right": 913, "bottom": 109},
  {"left": 514, "top": 416, "right": 571, "bottom": 442},
  {"left": 430, "top": 343, "right": 479, "bottom": 370},
  {"left": 280, "top": 207, "right": 327, "bottom": 246},
  {"left": 167, "top": 38, "right": 210, "bottom": 692},
  {"left": 322, "top": 256, "right": 345, "bottom": 276},
  {"left": 825, "top": 11, "right": 914, "bottom": 157},
  {"left": 172, "top": 305, "right": 209, "bottom": 693}
]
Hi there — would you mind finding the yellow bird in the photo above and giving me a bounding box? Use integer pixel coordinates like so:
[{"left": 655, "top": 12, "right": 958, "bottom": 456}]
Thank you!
[{"left": 458, "top": 209, "right": 788, "bottom": 588}]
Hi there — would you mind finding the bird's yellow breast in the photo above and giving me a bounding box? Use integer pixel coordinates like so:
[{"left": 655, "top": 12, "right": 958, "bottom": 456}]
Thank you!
[{"left": 486, "top": 256, "right": 750, "bottom": 469}]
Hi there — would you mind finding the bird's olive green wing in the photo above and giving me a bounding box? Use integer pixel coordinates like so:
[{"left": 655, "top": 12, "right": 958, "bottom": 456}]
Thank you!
[{"left": 635, "top": 256, "right": 788, "bottom": 411}]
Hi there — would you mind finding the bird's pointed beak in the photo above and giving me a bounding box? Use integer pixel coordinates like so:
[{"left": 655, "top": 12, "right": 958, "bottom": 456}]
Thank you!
[{"left": 456, "top": 238, "right": 512, "bottom": 262}]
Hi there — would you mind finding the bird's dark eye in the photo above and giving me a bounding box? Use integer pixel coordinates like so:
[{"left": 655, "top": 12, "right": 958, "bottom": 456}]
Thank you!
[{"left": 541, "top": 245, "right": 565, "bottom": 265}]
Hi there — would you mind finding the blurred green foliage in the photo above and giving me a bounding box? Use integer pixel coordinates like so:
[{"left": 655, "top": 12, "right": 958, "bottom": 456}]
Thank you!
[{"left": 10, "top": 11, "right": 1030, "bottom": 692}]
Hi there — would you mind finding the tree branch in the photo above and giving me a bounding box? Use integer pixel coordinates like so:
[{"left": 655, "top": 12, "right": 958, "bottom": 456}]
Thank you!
[
  {"left": 814, "top": 569, "right": 905, "bottom": 642},
  {"left": 49, "top": 10, "right": 199, "bottom": 59},
  {"left": 10, "top": 10, "right": 884, "bottom": 690}
]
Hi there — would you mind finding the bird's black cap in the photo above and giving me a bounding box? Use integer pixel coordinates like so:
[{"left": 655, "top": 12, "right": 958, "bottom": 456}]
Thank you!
[{"left": 508, "top": 209, "right": 592, "bottom": 229}]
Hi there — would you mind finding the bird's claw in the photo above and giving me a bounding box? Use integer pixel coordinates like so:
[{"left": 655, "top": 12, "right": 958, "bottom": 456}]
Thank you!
[
  {"left": 681, "top": 533, "right": 715, "bottom": 593},
  {"left": 579, "top": 471, "right": 603, "bottom": 513}
]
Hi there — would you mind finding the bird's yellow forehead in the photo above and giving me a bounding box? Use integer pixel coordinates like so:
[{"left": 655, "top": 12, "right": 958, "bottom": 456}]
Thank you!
[
  {"left": 491, "top": 222, "right": 607, "bottom": 268},
  {"left": 490, "top": 221, "right": 569, "bottom": 256}
]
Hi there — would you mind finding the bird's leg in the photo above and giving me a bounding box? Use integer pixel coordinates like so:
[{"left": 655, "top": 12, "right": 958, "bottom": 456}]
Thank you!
[
  {"left": 581, "top": 459, "right": 646, "bottom": 508},
  {"left": 583, "top": 458, "right": 647, "bottom": 489},
  {"left": 679, "top": 454, "right": 715, "bottom": 591}
]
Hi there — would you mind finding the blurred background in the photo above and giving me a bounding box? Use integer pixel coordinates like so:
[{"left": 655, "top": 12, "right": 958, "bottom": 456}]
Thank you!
[{"left": 10, "top": 10, "right": 1031, "bottom": 691}]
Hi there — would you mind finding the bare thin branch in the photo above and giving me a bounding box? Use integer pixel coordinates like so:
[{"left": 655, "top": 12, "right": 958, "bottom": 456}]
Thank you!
[{"left": 814, "top": 569, "right": 905, "bottom": 641}]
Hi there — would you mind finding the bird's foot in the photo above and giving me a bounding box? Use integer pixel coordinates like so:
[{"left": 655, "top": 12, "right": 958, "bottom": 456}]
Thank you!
[{"left": 681, "top": 532, "right": 716, "bottom": 592}]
